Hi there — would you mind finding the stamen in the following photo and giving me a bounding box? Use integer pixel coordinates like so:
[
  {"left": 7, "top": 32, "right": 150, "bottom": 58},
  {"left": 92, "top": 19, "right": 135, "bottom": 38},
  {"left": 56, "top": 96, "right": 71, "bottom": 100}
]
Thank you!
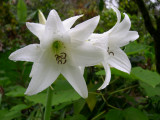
[
  {"left": 55, "top": 52, "right": 67, "bottom": 64},
  {"left": 107, "top": 47, "right": 114, "bottom": 56}
]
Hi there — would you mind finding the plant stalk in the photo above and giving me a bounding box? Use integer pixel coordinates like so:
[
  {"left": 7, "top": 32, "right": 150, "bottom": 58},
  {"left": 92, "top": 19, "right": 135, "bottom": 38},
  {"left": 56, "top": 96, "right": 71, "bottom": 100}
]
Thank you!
[{"left": 44, "top": 87, "right": 53, "bottom": 120}]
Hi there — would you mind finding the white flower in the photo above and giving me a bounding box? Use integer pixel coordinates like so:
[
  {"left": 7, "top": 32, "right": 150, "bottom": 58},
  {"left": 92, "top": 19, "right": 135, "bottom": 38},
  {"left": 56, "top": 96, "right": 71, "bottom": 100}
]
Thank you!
[
  {"left": 9, "top": 9, "right": 104, "bottom": 98},
  {"left": 89, "top": 7, "right": 139, "bottom": 90}
]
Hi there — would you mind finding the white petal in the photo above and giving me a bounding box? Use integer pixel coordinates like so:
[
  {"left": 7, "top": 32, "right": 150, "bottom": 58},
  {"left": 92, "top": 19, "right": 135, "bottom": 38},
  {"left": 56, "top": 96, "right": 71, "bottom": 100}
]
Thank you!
[
  {"left": 70, "top": 16, "right": 100, "bottom": 42},
  {"left": 38, "top": 10, "right": 46, "bottom": 24},
  {"left": 71, "top": 42, "right": 104, "bottom": 66},
  {"left": 26, "top": 22, "right": 45, "bottom": 40},
  {"left": 42, "top": 10, "right": 67, "bottom": 47},
  {"left": 79, "top": 66, "right": 85, "bottom": 75},
  {"left": 9, "top": 44, "right": 41, "bottom": 62},
  {"left": 45, "top": 9, "right": 65, "bottom": 35},
  {"left": 25, "top": 50, "right": 61, "bottom": 95},
  {"left": 118, "top": 31, "right": 139, "bottom": 47},
  {"left": 109, "top": 31, "right": 139, "bottom": 48},
  {"left": 98, "top": 62, "right": 111, "bottom": 90},
  {"left": 89, "top": 33, "right": 105, "bottom": 41},
  {"left": 89, "top": 33, "right": 108, "bottom": 49},
  {"left": 63, "top": 15, "right": 83, "bottom": 31},
  {"left": 108, "top": 48, "right": 131, "bottom": 73},
  {"left": 112, "top": 13, "right": 131, "bottom": 34},
  {"left": 107, "top": 6, "right": 121, "bottom": 33},
  {"left": 61, "top": 65, "right": 88, "bottom": 98}
]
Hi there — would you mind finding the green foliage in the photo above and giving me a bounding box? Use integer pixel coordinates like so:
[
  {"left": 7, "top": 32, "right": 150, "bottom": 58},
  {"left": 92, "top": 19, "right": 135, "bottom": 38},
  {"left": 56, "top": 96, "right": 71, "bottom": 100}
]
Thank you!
[
  {"left": 132, "top": 67, "right": 160, "bottom": 87},
  {"left": 17, "top": 0, "right": 27, "bottom": 22}
]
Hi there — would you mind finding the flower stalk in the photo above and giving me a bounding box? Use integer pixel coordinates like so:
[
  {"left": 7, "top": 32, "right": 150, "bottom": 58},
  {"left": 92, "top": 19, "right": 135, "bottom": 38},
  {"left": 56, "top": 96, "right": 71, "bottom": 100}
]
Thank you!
[{"left": 44, "top": 87, "right": 53, "bottom": 120}]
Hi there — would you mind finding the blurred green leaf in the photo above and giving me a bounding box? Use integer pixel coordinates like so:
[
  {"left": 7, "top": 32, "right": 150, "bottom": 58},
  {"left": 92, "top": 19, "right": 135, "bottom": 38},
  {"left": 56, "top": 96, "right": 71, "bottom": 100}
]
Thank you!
[
  {"left": 17, "top": 0, "right": 27, "bottom": 22},
  {"left": 6, "top": 85, "right": 25, "bottom": 97},
  {"left": 123, "top": 107, "right": 148, "bottom": 120},
  {"left": 86, "top": 83, "right": 97, "bottom": 111},
  {"left": 74, "top": 98, "right": 86, "bottom": 114},
  {"left": 140, "top": 82, "right": 160, "bottom": 97},
  {"left": 96, "top": 68, "right": 131, "bottom": 79},
  {"left": 105, "top": 109, "right": 124, "bottom": 120},
  {"left": 0, "top": 109, "right": 8, "bottom": 119},
  {"left": 65, "top": 114, "right": 87, "bottom": 120},
  {"left": 10, "top": 104, "right": 28, "bottom": 111},
  {"left": 124, "top": 42, "right": 147, "bottom": 55},
  {"left": 99, "top": 0, "right": 104, "bottom": 12},
  {"left": 131, "top": 67, "right": 160, "bottom": 87}
]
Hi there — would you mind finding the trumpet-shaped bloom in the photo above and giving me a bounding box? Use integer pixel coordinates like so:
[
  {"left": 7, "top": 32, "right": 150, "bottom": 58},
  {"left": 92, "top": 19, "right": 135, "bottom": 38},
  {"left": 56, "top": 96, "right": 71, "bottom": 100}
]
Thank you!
[
  {"left": 89, "top": 6, "right": 139, "bottom": 90},
  {"left": 9, "top": 9, "right": 104, "bottom": 98}
]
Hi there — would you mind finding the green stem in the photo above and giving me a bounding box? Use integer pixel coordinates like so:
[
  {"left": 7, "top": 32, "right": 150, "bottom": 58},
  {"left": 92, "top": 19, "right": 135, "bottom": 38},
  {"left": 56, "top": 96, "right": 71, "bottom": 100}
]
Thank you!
[{"left": 44, "top": 87, "right": 53, "bottom": 120}]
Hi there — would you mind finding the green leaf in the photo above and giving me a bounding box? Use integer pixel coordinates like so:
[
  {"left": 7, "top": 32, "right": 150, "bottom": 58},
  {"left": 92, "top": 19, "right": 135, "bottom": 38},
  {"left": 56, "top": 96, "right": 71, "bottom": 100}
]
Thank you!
[
  {"left": 10, "top": 104, "right": 28, "bottom": 111},
  {"left": 123, "top": 107, "right": 148, "bottom": 120},
  {"left": 74, "top": 98, "right": 86, "bottom": 114},
  {"left": 131, "top": 67, "right": 160, "bottom": 87},
  {"left": 6, "top": 85, "right": 26, "bottom": 97},
  {"left": 17, "top": 0, "right": 27, "bottom": 22},
  {"left": 105, "top": 109, "right": 124, "bottom": 120},
  {"left": 0, "top": 109, "right": 8, "bottom": 118},
  {"left": 124, "top": 42, "right": 147, "bottom": 55},
  {"left": 140, "top": 82, "right": 160, "bottom": 97},
  {"left": 65, "top": 114, "right": 87, "bottom": 120},
  {"left": 99, "top": 0, "right": 104, "bottom": 12},
  {"left": 96, "top": 68, "right": 131, "bottom": 79},
  {"left": 25, "top": 76, "right": 81, "bottom": 106}
]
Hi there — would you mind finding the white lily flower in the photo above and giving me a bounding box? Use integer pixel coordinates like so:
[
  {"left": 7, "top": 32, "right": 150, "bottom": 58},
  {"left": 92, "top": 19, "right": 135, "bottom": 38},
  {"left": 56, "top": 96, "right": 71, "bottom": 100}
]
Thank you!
[
  {"left": 89, "top": 6, "right": 139, "bottom": 90},
  {"left": 9, "top": 9, "right": 104, "bottom": 98}
]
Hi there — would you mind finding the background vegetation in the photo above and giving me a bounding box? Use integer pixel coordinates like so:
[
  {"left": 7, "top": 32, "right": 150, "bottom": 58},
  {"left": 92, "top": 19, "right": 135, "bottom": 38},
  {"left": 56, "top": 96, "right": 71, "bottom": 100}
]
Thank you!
[{"left": 0, "top": 0, "right": 160, "bottom": 119}]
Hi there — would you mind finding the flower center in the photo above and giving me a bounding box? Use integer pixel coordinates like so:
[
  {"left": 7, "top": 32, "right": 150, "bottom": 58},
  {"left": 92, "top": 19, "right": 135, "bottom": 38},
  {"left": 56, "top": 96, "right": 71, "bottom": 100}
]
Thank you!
[{"left": 52, "top": 40, "right": 67, "bottom": 64}]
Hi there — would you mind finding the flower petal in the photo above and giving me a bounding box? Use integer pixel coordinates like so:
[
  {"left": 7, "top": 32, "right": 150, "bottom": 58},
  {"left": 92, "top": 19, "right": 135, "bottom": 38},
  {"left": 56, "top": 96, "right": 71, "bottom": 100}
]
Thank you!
[
  {"left": 118, "top": 31, "right": 139, "bottom": 47},
  {"left": 61, "top": 65, "right": 88, "bottom": 98},
  {"left": 71, "top": 42, "right": 104, "bottom": 66},
  {"left": 108, "top": 48, "right": 131, "bottom": 73},
  {"left": 107, "top": 6, "right": 121, "bottom": 33},
  {"left": 45, "top": 9, "right": 65, "bottom": 35},
  {"left": 25, "top": 51, "right": 61, "bottom": 95},
  {"left": 38, "top": 10, "right": 46, "bottom": 24},
  {"left": 70, "top": 16, "right": 100, "bottom": 42},
  {"left": 42, "top": 9, "right": 67, "bottom": 47},
  {"left": 98, "top": 62, "right": 111, "bottom": 90},
  {"left": 26, "top": 22, "right": 45, "bottom": 40},
  {"left": 112, "top": 13, "right": 131, "bottom": 34},
  {"left": 9, "top": 44, "right": 41, "bottom": 62},
  {"left": 63, "top": 15, "right": 83, "bottom": 31}
]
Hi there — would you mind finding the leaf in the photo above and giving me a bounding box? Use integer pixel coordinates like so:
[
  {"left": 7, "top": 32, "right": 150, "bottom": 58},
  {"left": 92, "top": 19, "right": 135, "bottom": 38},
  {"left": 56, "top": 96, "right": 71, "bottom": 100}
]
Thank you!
[
  {"left": 10, "top": 104, "right": 28, "bottom": 111},
  {"left": 27, "top": 11, "right": 37, "bottom": 20},
  {"left": 124, "top": 42, "right": 147, "bottom": 55},
  {"left": 123, "top": 107, "right": 148, "bottom": 120},
  {"left": 25, "top": 76, "right": 81, "bottom": 106},
  {"left": 0, "top": 109, "right": 8, "bottom": 118},
  {"left": 131, "top": 67, "right": 160, "bottom": 87},
  {"left": 6, "top": 85, "right": 26, "bottom": 97},
  {"left": 74, "top": 98, "right": 86, "bottom": 114},
  {"left": 17, "top": 0, "right": 27, "bottom": 22},
  {"left": 140, "top": 82, "right": 160, "bottom": 97},
  {"left": 99, "top": 0, "right": 105, "bottom": 12},
  {"left": 65, "top": 114, "right": 87, "bottom": 120},
  {"left": 86, "top": 82, "right": 97, "bottom": 111},
  {"left": 96, "top": 68, "right": 131, "bottom": 79},
  {"left": 105, "top": 109, "right": 124, "bottom": 120},
  {"left": 86, "top": 93, "right": 97, "bottom": 111}
]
